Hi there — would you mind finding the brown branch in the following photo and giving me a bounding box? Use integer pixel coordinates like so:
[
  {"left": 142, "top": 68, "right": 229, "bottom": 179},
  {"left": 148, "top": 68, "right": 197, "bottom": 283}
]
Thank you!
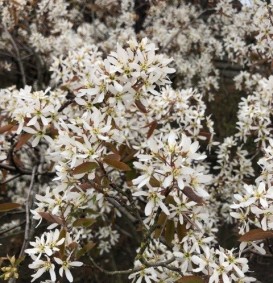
[{"left": 3, "top": 25, "right": 26, "bottom": 86}]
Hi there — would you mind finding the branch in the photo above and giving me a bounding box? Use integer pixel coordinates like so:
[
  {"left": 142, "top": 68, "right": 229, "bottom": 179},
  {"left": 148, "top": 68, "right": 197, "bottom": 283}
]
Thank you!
[
  {"left": 18, "top": 166, "right": 37, "bottom": 258},
  {"left": 0, "top": 162, "right": 55, "bottom": 177},
  {"left": 106, "top": 196, "right": 137, "bottom": 223},
  {"left": 3, "top": 25, "right": 26, "bottom": 86},
  {"left": 88, "top": 255, "right": 179, "bottom": 275}
]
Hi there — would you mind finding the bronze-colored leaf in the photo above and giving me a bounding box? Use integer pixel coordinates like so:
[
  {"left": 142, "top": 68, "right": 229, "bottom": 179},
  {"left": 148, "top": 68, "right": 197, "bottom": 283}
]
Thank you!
[
  {"left": 0, "top": 124, "right": 14, "bottom": 134},
  {"left": 135, "top": 99, "right": 148, "bottom": 113},
  {"left": 104, "top": 142, "right": 119, "bottom": 155},
  {"left": 104, "top": 153, "right": 120, "bottom": 161},
  {"left": 15, "top": 133, "right": 33, "bottom": 150},
  {"left": 39, "top": 212, "right": 63, "bottom": 225},
  {"left": 165, "top": 219, "right": 175, "bottom": 246},
  {"left": 72, "top": 162, "right": 98, "bottom": 175},
  {"left": 182, "top": 186, "right": 204, "bottom": 204},
  {"left": 239, "top": 229, "right": 273, "bottom": 242},
  {"left": 0, "top": 202, "right": 21, "bottom": 212},
  {"left": 149, "top": 176, "right": 161, "bottom": 187},
  {"left": 146, "top": 120, "right": 158, "bottom": 139},
  {"left": 73, "top": 218, "right": 96, "bottom": 228},
  {"left": 177, "top": 222, "right": 187, "bottom": 241},
  {"left": 103, "top": 158, "right": 131, "bottom": 171},
  {"left": 175, "top": 275, "right": 204, "bottom": 283},
  {"left": 59, "top": 229, "right": 66, "bottom": 258}
]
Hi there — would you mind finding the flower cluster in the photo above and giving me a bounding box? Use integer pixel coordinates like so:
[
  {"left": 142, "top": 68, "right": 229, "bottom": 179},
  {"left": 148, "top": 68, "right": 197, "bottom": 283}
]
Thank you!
[{"left": 1, "top": 0, "right": 273, "bottom": 282}]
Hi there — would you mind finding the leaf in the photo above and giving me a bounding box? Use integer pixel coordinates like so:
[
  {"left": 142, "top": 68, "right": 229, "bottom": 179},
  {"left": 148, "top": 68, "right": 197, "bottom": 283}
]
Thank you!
[
  {"left": 182, "top": 186, "right": 205, "bottom": 204},
  {"left": 72, "top": 162, "right": 98, "bottom": 175},
  {"left": 146, "top": 120, "right": 158, "bottom": 138},
  {"left": 135, "top": 99, "right": 148, "bottom": 113},
  {"left": 239, "top": 229, "right": 273, "bottom": 242},
  {"left": 104, "top": 142, "right": 119, "bottom": 155},
  {"left": 104, "top": 153, "right": 120, "bottom": 161},
  {"left": 177, "top": 222, "right": 187, "bottom": 242},
  {"left": 149, "top": 176, "right": 161, "bottom": 187},
  {"left": 154, "top": 212, "right": 168, "bottom": 239},
  {"left": 103, "top": 158, "right": 131, "bottom": 171},
  {"left": 0, "top": 124, "right": 14, "bottom": 134},
  {"left": 165, "top": 219, "right": 175, "bottom": 246},
  {"left": 59, "top": 229, "right": 66, "bottom": 258},
  {"left": 76, "top": 241, "right": 96, "bottom": 258},
  {"left": 15, "top": 256, "right": 25, "bottom": 266},
  {"left": 38, "top": 212, "right": 63, "bottom": 225},
  {"left": 15, "top": 133, "right": 33, "bottom": 150},
  {"left": 175, "top": 275, "right": 204, "bottom": 283},
  {"left": 73, "top": 218, "right": 96, "bottom": 228},
  {"left": 0, "top": 203, "right": 21, "bottom": 212}
]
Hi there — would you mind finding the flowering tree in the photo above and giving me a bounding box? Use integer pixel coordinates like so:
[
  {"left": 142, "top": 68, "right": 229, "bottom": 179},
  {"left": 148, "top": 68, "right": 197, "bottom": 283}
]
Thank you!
[{"left": 1, "top": 0, "right": 273, "bottom": 283}]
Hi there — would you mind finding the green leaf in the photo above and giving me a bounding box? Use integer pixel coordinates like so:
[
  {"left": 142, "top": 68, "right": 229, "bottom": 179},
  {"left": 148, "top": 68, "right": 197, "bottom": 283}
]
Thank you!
[
  {"left": 239, "top": 229, "right": 273, "bottom": 242},
  {"left": 103, "top": 158, "right": 131, "bottom": 171},
  {"left": 154, "top": 212, "right": 168, "bottom": 239},
  {"left": 76, "top": 241, "right": 96, "bottom": 258},
  {"left": 175, "top": 275, "right": 204, "bottom": 283},
  {"left": 73, "top": 218, "right": 96, "bottom": 228},
  {"left": 15, "top": 256, "right": 25, "bottom": 266},
  {"left": 0, "top": 203, "right": 21, "bottom": 212},
  {"left": 72, "top": 162, "right": 98, "bottom": 175}
]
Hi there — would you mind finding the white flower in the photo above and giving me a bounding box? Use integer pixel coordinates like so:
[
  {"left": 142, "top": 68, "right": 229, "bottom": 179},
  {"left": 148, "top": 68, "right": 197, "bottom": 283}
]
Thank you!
[
  {"left": 54, "top": 255, "right": 83, "bottom": 282},
  {"left": 29, "top": 256, "right": 56, "bottom": 282}
]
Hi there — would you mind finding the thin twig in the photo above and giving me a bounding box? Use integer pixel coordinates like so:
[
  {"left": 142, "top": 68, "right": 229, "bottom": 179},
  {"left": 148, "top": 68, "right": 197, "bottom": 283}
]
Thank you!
[
  {"left": 0, "top": 220, "right": 26, "bottom": 236},
  {"left": 3, "top": 25, "right": 26, "bottom": 86},
  {"left": 88, "top": 255, "right": 179, "bottom": 275},
  {"left": 18, "top": 166, "right": 37, "bottom": 258},
  {"left": 0, "top": 173, "right": 22, "bottom": 185},
  {"left": 106, "top": 196, "right": 137, "bottom": 223}
]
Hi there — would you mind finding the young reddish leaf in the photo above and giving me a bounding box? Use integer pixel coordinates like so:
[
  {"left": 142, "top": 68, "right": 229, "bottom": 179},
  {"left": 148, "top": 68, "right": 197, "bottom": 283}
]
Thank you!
[
  {"left": 146, "top": 120, "right": 158, "bottom": 139},
  {"left": 103, "top": 158, "right": 131, "bottom": 171},
  {"left": 0, "top": 202, "right": 21, "bottom": 212},
  {"left": 39, "top": 212, "right": 63, "bottom": 225},
  {"left": 0, "top": 124, "right": 14, "bottom": 134},
  {"left": 73, "top": 218, "right": 96, "bottom": 228},
  {"left": 72, "top": 162, "right": 98, "bottom": 175},
  {"left": 12, "top": 154, "right": 24, "bottom": 168},
  {"left": 239, "top": 229, "right": 273, "bottom": 242},
  {"left": 182, "top": 186, "right": 204, "bottom": 204},
  {"left": 118, "top": 144, "right": 137, "bottom": 162},
  {"left": 76, "top": 241, "right": 96, "bottom": 258},
  {"left": 104, "top": 153, "right": 121, "bottom": 161},
  {"left": 68, "top": 242, "right": 78, "bottom": 250},
  {"left": 135, "top": 99, "right": 148, "bottom": 113},
  {"left": 176, "top": 275, "right": 204, "bottom": 283},
  {"left": 149, "top": 176, "right": 161, "bottom": 187},
  {"left": 165, "top": 219, "right": 175, "bottom": 246},
  {"left": 104, "top": 142, "right": 119, "bottom": 155},
  {"left": 15, "top": 133, "right": 33, "bottom": 150}
]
